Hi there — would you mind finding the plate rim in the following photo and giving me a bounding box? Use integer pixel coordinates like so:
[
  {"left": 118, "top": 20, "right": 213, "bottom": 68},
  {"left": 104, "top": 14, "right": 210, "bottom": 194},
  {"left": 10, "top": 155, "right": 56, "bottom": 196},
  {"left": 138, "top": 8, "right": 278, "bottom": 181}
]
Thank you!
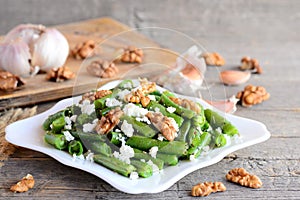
[{"left": 5, "top": 80, "right": 271, "bottom": 194}]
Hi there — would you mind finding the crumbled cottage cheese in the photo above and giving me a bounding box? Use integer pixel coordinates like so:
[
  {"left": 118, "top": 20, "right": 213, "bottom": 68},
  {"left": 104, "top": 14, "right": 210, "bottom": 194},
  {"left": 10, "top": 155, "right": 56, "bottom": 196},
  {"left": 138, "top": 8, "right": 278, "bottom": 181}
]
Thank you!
[
  {"left": 157, "top": 134, "right": 165, "bottom": 141},
  {"left": 70, "top": 115, "right": 77, "bottom": 122},
  {"left": 82, "top": 119, "right": 98, "bottom": 133},
  {"left": 123, "top": 103, "right": 148, "bottom": 118},
  {"left": 72, "top": 153, "right": 85, "bottom": 161},
  {"left": 113, "top": 141, "right": 135, "bottom": 164},
  {"left": 129, "top": 172, "right": 139, "bottom": 180},
  {"left": 135, "top": 116, "right": 151, "bottom": 124},
  {"left": 62, "top": 131, "right": 74, "bottom": 142},
  {"left": 147, "top": 160, "right": 159, "bottom": 174},
  {"left": 117, "top": 89, "right": 131, "bottom": 100},
  {"left": 121, "top": 120, "right": 134, "bottom": 137},
  {"left": 166, "top": 106, "right": 176, "bottom": 113},
  {"left": 149, "top": 146, "right": 158, "bottom": 158},
  {"left": 189, "top": 154, "right": 195, "bottom": 161},
  {"left": 85, "top": 150, "right": 94, "bottom": 162},
  {"left": 106, "top": 98, "right": 122, "bottom": 107},
  {"left": 147, "top": 95, "right": 156, "bottom": 101},
  {"left": 64, "top": 116, "right": 72, "bottom": 130},
  {"left": 79, "top": 100, "right": 95, "bottom": 115}
]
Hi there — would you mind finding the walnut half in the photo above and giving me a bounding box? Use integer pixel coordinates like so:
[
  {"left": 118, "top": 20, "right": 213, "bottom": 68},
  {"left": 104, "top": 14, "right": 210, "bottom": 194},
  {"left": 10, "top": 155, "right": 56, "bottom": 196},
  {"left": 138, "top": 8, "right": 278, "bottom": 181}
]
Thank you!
[
  {"left": 226, "top": 168, "right": 263, "bottom": 188},
  {"left": 45, "top": 66, "right": 75, "bottom": 82},
  {"left": 0, "top": 71, "right": 25, "bottom": 91},
  {"left": 10, "top": 174, "right": 35, "bottom": 193},
  {"left": 191, "top": 181, "right": 226, "bottom": 197},
  {"left": 86, "top": 59, "right": 118, "bottom": 78},
  {"left": 95, "top": 107, "right": 123, "bottom": 135}
]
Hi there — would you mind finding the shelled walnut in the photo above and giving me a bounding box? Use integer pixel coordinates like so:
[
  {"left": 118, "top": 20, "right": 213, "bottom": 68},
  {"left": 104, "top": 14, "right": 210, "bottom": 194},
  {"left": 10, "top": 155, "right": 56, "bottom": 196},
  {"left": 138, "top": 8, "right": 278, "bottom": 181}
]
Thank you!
[
  {"left": 236, "top": 85, "right": 270, "bottom": 107},
  {"left": 146, "top": 112, "right": 178, "bottom": 141},
  {"left": 169, "top": 96, "right": 201, "bottom": 114},
  {"left": 226, "top": 168, "right": 262, "bottom": 188},
  {"left": 191, "top": 181, "right": 226, "bottom": 197},
  {"left": 71, "top": 40, "right": 97, "bottom": 59},
  {"left": 86, "top": 59, "right": 118, "bottom": 78},
  {"left": 120, "top": 46, "right": 143, "bottom": 63},
  {"left": 10, "top": 174, "right": 35, "bottom": 193},
  {"left": 0, "top": 71, "right": 25, "bottom": 91},
  {"left": 202, "top": 52, "right": 225, "bottom": 66},
  {"left": 95, "top": 107, "right": 123, "bottom": 135},
  {"left": 45, "top": 66, "right": 75, "bottom": 82},
  {"left": 240, "top": 56, "right": 263, "bottom": 74}
]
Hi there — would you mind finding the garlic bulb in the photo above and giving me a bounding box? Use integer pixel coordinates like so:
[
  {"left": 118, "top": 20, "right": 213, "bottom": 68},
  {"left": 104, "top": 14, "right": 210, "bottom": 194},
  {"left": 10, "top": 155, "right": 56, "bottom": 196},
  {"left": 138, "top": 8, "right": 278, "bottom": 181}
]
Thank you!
[
  {"left": 31, "top": 28, "right": 69, "bottom": 71},
  {"left": 0, "top": 39, "right": 31, "bottom": 76},
  {"left": 0, "top": 23, "right": 69, "bottom": 77}
]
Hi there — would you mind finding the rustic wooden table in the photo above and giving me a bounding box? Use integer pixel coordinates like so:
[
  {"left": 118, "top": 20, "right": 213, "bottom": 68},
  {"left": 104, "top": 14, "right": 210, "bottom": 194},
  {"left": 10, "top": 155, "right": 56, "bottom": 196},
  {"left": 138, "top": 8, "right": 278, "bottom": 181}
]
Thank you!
[{"left": 1, "top": 1, "right": 300, "bottom": 199}]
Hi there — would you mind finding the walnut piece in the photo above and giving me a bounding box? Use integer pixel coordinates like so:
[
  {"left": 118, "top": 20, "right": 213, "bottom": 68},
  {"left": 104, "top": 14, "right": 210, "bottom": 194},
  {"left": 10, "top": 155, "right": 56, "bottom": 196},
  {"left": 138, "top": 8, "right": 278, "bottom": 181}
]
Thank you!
[
  {"left": 121, "top": 46, "right": 143, "bottom": 63},
  {"left": 191, "top": 181, "right": 226, "bottom": 197},
  {"left": 236, "top": 85, "right": 270, "bottom": 107},
  {"left": 202, "top": 52, "right": 225, "bottom": 66},
  {"left": 46, "top": 66, "right": 75, "bottom": 82},
  {"left": 125, "top": 79, "right": 156, "bottom": 107},
  {"left": 240, "top": 56, "right": 263, "bottom": 74},
  {"left": 0, "top": 71, "right": 25, "bottom": 91},
  {"left": 71, "top": 40, "right": 97, "bottom": 59},
  {"left": 226, "top": 168, "right": 262, "bottom": 188},
  {"left": 169, "top": 96, "right": 202, "bottom": 114},
  {"left": 80, "top": 90, "right": 112, "bottom": 104},
  {"left": 95, "top": 107, "right": 123, "bottom": 134},
  {"left": 10, "top": 174, "right": 35, "bottom": 193},
  {"left": 86, "top": 59, "right": 118, "bottom": 78},
  {"left": 146, "top": 112, "right": 177, "bottom": 141}
]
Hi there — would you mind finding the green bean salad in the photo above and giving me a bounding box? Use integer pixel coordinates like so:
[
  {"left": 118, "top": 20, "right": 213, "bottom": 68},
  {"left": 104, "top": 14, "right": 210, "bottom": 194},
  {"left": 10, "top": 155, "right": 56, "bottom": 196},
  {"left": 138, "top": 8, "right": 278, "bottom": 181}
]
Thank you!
[{"left": 42, "top": 79, "right": 240, "bottom": 179}]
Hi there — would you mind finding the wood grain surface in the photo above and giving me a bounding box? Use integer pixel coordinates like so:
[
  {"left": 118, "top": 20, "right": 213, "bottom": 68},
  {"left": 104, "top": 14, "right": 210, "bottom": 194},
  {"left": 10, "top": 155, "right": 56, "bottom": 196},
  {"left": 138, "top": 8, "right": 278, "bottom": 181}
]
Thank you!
[
  {"left": 0, "top": 0, "right": 300, "bottom": 199},
  {"left": 0, "top": 18, "right": 177, "bottom": 110}
]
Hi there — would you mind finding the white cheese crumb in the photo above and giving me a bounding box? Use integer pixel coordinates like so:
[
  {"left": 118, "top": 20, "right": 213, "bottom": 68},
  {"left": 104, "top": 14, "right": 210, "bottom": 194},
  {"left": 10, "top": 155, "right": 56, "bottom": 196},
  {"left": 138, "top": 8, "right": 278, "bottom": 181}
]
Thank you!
[
  {"left": 154, "top": 107, "right": 161, "bottom": 113},
  {"left": 189, "top": 155, "right": 195, "bottom": 161},
  {"left": 72, "top": 153, "right": 85, "bottom": 161},
  {"left": 149, "top": 146, "right": 159, "bottom": 158},
  {"left": 136, "top": 116, "right": 151, "bottom": 124},
  {"left": 147, "top": 95, "right": 156, "bottom": 101},
  {"left": 121, "top": 120, "right": 134, "bottom": 137},
  {"left": 140, "top": 159, "right": 146, "bottom": 162},
  {"left": 106, "top": 98, "right": 123, "bottom": 107},
  {"left": 123, "top": 82, "right": 133, "bottom": 89},
  {"left": 157, "top": 134, "right": 165, "bottom": 141},
  {"left": 70, "top": 115, "right": 77, "bottom": 122},
  {"left": 166, "top": 106, "right": 176, "bottom": 113},
  {"left": 202, "top": 145, "right": 210, "bottom": 152},
  {"left": 85, "top": 151, "right": 94, "bottom": 162},
  {"left": 129, "top": 172, "right": 139, "bottom": 180},
  {"left": 79, "top": 100, "right": 95, "bottom": 115},
  {"left": 50, "top": 124, "right": 53, "bottom": 129},
  {"left": 64, "top": 124, "right": 72, "bottom": 130},
  {"left": 83, "top": 122, "right": 97, "bottom": 133},
  {"left": 169, "top": 117, "right": 179, "bottom": 132},
  {"left": 64, "top": 116, "right": 72, "bottom": 125},
  {"left": 115, "top": 128, "right": 121, "bottom": 132},
  {"left": 117, "top": 89, "right": 131, "bottom": 100},
  {"left": 147, "top": 160, "right": 160, "bottom": 174},
  {"left": 123, "top": 103, "right": 148, "bottom": 118},
  {"left": 224, "top": 134, "right": 232, "bottom": 146},
  {"left": 62, "top": 131, "right": 74, "bottom": 141},
  {"left": 113, "top": 141, "right": 134, "bottom": 164}
]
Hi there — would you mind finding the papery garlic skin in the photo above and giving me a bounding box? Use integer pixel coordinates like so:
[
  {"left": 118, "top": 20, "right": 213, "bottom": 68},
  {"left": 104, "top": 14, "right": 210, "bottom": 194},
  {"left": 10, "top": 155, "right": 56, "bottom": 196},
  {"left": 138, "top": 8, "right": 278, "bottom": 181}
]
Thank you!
[
  {"left": 31, "top": 28, "right": 69, "bottom": 71},
  {"left": 0, "top": 39, "right": 31, "bottom": 77},
  {"left": 4, "top": 24, "right": 45, "bottom": 53}
]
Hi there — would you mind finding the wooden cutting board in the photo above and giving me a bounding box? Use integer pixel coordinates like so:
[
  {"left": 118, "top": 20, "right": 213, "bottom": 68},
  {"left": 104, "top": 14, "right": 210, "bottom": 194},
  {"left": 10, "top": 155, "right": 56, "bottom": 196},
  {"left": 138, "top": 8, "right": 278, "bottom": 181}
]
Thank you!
[{"left": 0, "top": 18, "right": 178, "bottom": 110}]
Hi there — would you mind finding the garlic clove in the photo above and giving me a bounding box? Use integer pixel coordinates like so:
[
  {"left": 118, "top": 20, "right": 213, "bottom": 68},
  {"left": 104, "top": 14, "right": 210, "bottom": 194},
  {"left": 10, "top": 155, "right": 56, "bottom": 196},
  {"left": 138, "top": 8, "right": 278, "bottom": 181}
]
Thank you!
[
  {"left": 31, "top": 28, "right": 69, "bottom": 71},
  {"left": 220, "top": 70, "right": 251, "bottom": 86},
  {"left": 205, "top": 96, "right": 239, "bottom": 113},
  {"left": 4, "top": 24, "right": 45, "bottom": 54},
  {"left": 0, "top": 39, "right": 31, "bottom": 77}
]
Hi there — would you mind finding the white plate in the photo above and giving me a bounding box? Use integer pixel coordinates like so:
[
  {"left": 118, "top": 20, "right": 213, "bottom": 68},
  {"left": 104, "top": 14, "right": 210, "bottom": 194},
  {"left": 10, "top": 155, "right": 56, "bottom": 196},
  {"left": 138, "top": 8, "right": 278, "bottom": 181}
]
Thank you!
[{"left": 5, "top": 80, "right": 270, "bottom": 194}]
